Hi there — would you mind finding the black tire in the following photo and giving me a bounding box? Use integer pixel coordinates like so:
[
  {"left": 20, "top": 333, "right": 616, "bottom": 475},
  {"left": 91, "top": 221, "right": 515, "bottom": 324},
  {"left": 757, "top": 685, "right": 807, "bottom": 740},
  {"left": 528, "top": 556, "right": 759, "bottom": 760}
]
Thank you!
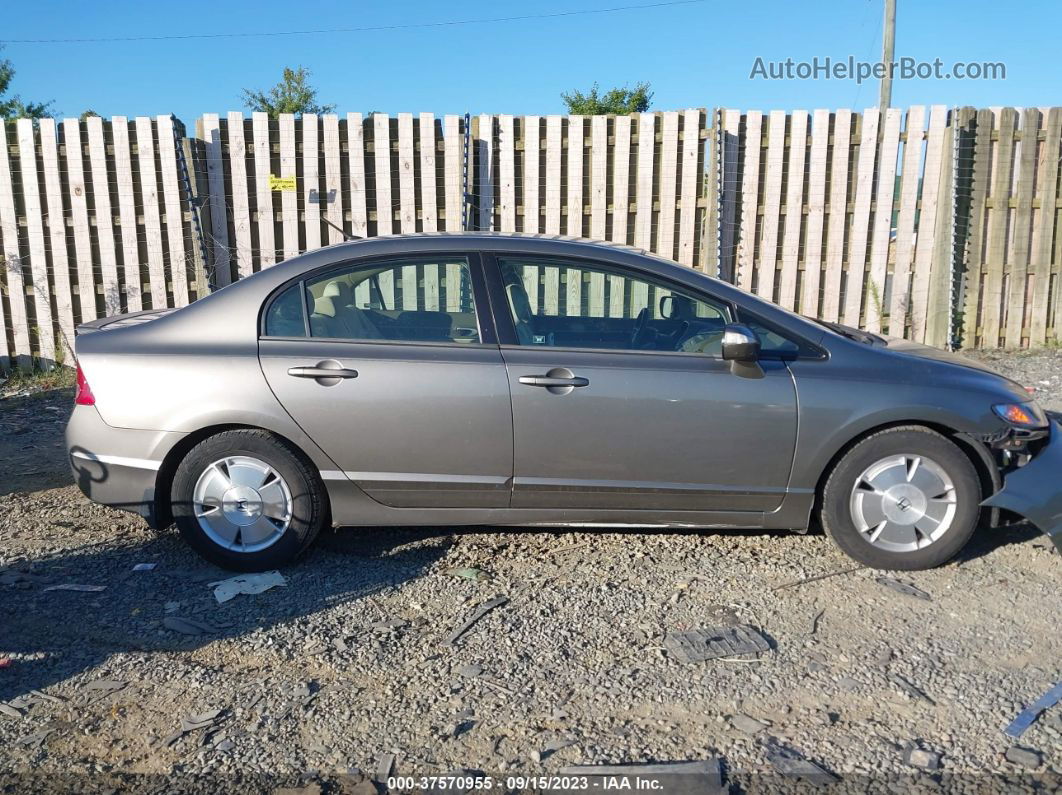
[
  {"left": 171, "top": 430, "right": 327, "bottom": 571},
  {"left": 820, "top": 426, "right": 981, "bottom": 570}
]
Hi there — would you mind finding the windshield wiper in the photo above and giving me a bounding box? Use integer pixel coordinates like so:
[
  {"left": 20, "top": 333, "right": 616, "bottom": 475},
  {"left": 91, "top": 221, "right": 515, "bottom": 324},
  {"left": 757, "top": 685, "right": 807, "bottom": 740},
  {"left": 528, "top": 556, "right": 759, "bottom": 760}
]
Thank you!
[{"left": 814, "top": 319, "right": 883, "bottom": 345}]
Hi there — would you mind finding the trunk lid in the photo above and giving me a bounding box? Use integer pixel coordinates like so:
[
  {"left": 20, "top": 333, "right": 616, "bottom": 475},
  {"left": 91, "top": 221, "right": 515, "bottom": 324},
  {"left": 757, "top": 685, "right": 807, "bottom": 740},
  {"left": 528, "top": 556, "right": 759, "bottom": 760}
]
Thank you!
[{"left": 75, "top": 309, "right": 176, "bottom": 336}]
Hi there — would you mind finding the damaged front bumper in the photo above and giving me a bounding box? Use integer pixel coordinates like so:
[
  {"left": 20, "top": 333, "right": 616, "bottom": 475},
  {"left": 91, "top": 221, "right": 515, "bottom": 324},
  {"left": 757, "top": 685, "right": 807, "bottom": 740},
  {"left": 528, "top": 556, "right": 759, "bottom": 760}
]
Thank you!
[{"left": 981, "top": 416, "right": 1062, "bottom": 555}]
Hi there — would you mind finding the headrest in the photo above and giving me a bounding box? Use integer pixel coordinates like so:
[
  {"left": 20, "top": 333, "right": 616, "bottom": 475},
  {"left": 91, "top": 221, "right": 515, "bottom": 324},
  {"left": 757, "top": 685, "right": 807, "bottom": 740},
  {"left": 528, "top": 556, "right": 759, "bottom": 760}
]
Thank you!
[
  {"left": 313, "top": 296, "right": 336, "bottom": 318},
  {"left": 662, "top": 294, "right": 696, "bottom": 319},
  {"left": 323, "top": 280, "right": 352, "bottom": 306}
]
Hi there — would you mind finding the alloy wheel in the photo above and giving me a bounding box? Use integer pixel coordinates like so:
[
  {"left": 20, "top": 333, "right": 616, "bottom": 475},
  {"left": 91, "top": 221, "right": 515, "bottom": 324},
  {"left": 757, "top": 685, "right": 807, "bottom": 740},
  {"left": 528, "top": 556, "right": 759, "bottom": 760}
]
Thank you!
[
  {"left": 193, "top": 456, "right": 293, "bottom": 553},
  {"left": 848, "top": 453, "right": 957, "bottom": 553}
]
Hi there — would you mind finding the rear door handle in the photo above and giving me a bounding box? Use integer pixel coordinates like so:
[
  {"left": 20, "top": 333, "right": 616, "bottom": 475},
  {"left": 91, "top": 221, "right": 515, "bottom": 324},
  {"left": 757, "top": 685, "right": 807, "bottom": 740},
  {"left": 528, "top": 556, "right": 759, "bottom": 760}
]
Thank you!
[
  {"left": 287, "top": 360, "right": 358, "bottom": 386},
  {"left": 518, "top": 375, "right": 589, "bottom": 388},
  {"left": 288, "top": 366, "right": 359, "bottom": 379}
]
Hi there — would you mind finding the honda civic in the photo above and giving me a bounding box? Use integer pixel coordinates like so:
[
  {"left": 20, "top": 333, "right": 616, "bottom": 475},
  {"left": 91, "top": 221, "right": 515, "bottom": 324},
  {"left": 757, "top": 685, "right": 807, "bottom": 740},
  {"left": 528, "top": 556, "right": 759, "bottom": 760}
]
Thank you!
[{"left": 66, "top": 234, "right": 1061, "bottom": 571}]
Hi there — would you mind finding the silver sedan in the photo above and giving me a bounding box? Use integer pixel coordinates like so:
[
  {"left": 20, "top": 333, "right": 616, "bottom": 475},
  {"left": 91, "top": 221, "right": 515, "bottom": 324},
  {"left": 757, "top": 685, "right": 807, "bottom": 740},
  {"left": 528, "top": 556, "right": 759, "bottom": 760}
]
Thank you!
[{"left": 66, "top": 234, "right": 1062, "bottom": 571}]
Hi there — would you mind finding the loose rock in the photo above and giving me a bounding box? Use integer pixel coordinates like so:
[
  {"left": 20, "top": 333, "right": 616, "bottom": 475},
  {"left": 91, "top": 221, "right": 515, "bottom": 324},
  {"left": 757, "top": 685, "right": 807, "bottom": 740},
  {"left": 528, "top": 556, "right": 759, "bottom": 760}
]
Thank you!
[{"left": 1004, "top": 746, "right": 1043, "bottom": 769}]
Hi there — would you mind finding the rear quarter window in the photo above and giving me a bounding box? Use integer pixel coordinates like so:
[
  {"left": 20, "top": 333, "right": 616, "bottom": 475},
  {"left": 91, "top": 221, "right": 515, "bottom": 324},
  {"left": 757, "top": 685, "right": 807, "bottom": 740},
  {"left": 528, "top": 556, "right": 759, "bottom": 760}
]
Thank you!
[{"left": 264, "top": 284, "right": 306, "bottom": 337}]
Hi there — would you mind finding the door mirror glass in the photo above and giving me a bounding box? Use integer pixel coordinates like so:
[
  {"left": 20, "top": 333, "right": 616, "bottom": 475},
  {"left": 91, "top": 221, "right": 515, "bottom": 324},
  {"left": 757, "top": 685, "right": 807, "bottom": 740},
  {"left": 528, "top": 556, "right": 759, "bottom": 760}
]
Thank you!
[{"left": 721, "top": 324, "right": 761, "bottom": 362}]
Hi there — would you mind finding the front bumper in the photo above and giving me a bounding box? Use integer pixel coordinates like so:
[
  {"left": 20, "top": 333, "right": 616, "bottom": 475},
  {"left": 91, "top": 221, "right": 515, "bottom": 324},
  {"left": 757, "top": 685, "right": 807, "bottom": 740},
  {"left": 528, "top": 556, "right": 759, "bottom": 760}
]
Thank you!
[{"left": 981, "top": 417, "right": 1062, "bottom": 555}]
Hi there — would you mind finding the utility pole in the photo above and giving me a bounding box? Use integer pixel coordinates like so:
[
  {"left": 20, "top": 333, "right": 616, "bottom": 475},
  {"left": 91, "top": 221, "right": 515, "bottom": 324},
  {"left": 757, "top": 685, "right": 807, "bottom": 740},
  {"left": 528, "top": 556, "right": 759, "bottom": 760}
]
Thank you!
[{"left": 879, "top": 0, "right": 896, "bottom": 110}]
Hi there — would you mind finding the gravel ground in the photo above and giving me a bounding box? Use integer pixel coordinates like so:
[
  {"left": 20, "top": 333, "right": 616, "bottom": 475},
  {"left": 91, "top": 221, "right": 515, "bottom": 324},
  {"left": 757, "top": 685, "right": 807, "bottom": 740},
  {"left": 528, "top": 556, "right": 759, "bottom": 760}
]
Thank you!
[{"left": 0, "top": 351, "right": 1060, "bottom": 793}]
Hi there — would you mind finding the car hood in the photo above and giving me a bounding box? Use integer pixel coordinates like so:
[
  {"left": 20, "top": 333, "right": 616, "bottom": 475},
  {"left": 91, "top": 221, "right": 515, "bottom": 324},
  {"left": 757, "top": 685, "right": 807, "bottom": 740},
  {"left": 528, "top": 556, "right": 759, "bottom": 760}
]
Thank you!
[
  {"left": 812, "top": 320, "right": 1006, "bottom": 378},
  {"left": 881, "top": 337, "right": 1005, "bottom": 377}
]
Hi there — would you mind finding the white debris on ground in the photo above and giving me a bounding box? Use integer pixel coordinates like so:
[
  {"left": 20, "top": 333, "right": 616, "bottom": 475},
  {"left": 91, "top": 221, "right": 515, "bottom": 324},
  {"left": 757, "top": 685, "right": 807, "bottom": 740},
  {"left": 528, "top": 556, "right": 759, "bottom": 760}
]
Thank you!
[{"left": 210, "top": 571, "right": 288, "bottom": 604}]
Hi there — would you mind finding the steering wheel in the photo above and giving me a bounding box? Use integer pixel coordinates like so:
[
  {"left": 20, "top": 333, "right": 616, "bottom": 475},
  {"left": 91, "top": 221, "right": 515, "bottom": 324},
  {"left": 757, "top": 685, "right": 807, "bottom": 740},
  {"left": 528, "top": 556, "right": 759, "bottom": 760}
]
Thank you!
[
  {"left": 630, "top": 307, "right": 652, "bottom": 349},
  {"left": 668, "top": 320, "right": 690, "bottom": 348}
]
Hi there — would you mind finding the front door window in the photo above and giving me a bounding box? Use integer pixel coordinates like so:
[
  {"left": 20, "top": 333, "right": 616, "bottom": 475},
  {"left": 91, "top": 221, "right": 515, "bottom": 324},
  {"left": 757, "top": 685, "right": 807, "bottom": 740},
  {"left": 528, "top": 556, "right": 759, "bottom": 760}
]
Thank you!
[{"left": 497, "top": 258, "right": 732, "bottom": 355}]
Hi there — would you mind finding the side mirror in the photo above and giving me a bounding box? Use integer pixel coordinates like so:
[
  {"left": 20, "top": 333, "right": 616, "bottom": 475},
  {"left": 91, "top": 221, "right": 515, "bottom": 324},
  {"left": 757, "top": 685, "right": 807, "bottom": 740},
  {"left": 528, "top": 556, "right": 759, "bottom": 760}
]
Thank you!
[{"left": 721, "top": 323, "right": 760, "bottom": 362}]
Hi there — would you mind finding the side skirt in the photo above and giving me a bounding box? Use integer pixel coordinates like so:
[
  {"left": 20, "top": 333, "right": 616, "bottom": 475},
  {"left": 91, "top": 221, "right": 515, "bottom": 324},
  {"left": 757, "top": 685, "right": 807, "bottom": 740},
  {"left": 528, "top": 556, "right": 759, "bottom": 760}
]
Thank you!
[{"left": 324, "top": 481, "right": 816, "bottom": 531}]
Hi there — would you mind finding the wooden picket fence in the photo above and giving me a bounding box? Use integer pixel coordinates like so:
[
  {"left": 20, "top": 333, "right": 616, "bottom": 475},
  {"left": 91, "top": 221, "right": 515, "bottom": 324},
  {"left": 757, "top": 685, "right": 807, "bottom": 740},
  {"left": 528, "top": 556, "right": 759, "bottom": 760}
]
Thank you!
[
  {"left": 954, "top": 107, "right": 1062, "bottom": 349},
  {"left": 718, "top": 106, "right": 956, "bottom": 346},
  {"left": 0, "top": 115, "right": 205, "bottom": 367},
  {"left": 720, "top": 106, "right": 1062, "bottom": 349},
  {"left": 197, "top": 109, "right": 710, "bottom": 288},
  {"left": 2, "top": 106, "right": 1062, "bottom": 370}
]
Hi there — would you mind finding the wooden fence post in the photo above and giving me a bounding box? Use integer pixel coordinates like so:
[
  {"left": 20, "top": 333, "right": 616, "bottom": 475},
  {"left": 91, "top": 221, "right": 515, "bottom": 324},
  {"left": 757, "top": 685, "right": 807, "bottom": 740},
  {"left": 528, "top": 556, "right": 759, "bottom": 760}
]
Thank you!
[
  {"left": 0, "top": 121, "right": 30, "bottom": 369},
  {"left": 925, "top": 108, "right": 957, "bottom": 349},
  {"left": 200, "top": 113, "right": 231, "bottom": 287},
  {"left": 181, "top": 132, "right": 212, "bottom": 300},
  {"left": 800, "top": 109, "right": 830, "bottom": 317},
  {"left": 705, "top": 107, "right": 730, "bottom": 278},
  {"left": 15, "top": 119, "right": 56, "bottom": 366},
  {"left": 1031, "top": 109, "right": 1062, "bottom": 346},
  {"left": 38, "top": 118, "right": 75, "bottom": 358}
]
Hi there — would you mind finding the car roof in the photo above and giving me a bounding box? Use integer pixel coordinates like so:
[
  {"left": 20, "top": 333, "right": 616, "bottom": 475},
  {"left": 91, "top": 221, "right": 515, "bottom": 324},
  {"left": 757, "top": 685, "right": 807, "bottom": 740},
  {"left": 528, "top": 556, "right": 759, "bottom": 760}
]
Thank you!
[
  {"left": 316, "top": 231, "right": 672, "bottom": 263},
  {"left": 329, "top": 230, "right": 654, "bottom": 252},
  {"left": 294, "top": 232, "right": 709, "bottom": 285}
]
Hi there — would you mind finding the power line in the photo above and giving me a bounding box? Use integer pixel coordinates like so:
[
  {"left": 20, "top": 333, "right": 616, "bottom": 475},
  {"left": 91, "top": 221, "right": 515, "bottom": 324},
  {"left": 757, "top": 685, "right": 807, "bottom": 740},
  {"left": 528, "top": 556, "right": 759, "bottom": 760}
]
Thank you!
[{"left": 0, "top": 0, "right": 710, "bottom": 45}]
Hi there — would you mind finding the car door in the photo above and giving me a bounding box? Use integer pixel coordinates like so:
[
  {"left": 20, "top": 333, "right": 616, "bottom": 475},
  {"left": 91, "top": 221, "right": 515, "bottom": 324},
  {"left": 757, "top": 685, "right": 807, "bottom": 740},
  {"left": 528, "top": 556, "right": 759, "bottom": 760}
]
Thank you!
[
  {"left": 488, "top": 254, "right": 798, "bottom": 512},
  {"left": 258, "top": 254, "right": 513, "bottom": 508}
]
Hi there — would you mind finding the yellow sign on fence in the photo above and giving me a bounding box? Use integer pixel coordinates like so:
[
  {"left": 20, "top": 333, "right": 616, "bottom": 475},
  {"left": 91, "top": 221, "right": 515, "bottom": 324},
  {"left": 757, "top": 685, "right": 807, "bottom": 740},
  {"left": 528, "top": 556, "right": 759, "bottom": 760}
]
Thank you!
[{"left": 268, "top": 174, "right": 296, "bottom": 192}]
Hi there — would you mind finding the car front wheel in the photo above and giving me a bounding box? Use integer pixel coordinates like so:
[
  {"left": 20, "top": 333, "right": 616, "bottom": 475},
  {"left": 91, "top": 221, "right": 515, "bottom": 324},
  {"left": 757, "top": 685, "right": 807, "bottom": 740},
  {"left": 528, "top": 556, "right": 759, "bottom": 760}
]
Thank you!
[
  {"left": 171, "top": 430, "right": 327, "bottom": 571},
  {"left": 820, "top": 426, "right": 981, "bottom": 570}
]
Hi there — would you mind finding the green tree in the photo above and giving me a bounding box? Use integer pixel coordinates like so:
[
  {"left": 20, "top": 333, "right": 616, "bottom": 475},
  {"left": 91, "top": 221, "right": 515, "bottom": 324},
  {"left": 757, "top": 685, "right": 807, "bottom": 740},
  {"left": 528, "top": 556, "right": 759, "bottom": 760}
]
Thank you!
[
  {"left": 241, "top": 66, "right": 335, "bottom": 118},
  {"left": 561, "top": 82, "right": 653, "bottom": 115},
  {"left": 79, "top": 109, "right": 100, "bottom": 121},
  {"left": 0, "top": 47, "right": 54, "bottom": 119}
]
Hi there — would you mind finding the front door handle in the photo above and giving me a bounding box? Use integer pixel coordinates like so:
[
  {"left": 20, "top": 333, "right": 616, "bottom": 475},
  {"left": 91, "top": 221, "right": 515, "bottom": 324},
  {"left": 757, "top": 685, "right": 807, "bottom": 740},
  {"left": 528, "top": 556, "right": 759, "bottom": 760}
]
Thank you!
[
  {"left": 518, "top": 375, "right": 589, "bottom": 388},
  {"left": 287, "top": 360, "right": 358, "bottom": 386},
  {"left": 518, "top": 367, "right": 589, "bottom": 395}
]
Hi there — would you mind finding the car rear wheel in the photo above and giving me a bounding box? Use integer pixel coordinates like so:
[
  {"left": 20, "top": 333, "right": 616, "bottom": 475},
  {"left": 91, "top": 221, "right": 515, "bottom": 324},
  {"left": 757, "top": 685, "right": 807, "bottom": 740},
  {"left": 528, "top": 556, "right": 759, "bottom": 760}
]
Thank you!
[
  {"left": 820, "top": 426, "right": 981, "bottom": 570},
  {"left": 171, "top": 430, "right": 326, "bottom": 571}
]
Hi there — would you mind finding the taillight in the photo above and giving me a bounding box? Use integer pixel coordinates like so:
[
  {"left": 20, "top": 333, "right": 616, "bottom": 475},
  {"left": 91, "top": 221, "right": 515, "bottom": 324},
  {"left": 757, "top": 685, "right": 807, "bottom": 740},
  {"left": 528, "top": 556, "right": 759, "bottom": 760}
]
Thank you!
[{"left": 75, "top": 363, "right": 96, "bottom": 406}]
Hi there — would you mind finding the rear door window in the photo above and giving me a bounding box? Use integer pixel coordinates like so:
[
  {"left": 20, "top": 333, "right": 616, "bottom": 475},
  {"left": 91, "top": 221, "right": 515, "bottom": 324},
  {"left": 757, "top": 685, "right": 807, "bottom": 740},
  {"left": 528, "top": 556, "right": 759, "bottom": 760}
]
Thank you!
[{"left": 264, "top": 257, "right": 481, "bottom": 344}]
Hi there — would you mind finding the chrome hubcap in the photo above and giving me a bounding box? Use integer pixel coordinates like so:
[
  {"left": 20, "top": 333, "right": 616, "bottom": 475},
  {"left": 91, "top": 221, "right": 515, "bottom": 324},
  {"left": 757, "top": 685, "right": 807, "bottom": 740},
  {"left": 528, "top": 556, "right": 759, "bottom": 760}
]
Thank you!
[
  {"left": 849, "top": 454, "right": 957, "bottom": 553},
  {"left": 193, "top": 456, "right": 292, "bottom": 552}
]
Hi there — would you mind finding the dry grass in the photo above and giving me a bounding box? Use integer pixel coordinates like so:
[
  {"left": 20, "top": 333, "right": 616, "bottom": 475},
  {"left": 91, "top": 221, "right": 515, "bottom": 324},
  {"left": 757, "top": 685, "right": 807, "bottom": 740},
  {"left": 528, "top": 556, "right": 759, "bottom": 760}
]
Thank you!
[{"left": 0, "top": 364, "right": 76, "bottom": 398}]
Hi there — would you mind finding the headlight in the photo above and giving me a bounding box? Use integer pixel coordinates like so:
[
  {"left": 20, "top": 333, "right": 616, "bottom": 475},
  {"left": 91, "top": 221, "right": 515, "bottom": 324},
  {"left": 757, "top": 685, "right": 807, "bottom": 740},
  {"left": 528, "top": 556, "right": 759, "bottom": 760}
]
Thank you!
[{"left": 992, "top": 401, "right": 1048, "bottom": 429}]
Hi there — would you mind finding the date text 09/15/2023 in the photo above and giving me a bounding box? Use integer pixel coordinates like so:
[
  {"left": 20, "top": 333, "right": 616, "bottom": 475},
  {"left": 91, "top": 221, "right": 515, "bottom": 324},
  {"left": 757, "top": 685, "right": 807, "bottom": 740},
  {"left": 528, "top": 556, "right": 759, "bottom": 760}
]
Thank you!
[{"left": 387, "top": 775, "right": 667, "bottom": 791}]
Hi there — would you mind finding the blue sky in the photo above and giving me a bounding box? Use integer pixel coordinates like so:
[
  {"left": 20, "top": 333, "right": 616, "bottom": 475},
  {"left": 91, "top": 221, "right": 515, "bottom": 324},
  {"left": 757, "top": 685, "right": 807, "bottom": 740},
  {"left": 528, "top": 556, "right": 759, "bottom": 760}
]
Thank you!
[{"left": 1, "top": 0, "right": 1059, "bottom": 122}]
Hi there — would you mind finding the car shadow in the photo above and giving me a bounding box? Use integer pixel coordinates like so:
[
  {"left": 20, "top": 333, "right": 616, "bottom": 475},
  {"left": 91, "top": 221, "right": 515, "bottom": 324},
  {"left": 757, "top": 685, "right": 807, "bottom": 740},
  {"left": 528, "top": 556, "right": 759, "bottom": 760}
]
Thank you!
[
  {"left": 956, "top": 519, "right": 1046, "bottom": 564},
  {"left": 0, "top": 525, "right": 451, "bottom": 703}
]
